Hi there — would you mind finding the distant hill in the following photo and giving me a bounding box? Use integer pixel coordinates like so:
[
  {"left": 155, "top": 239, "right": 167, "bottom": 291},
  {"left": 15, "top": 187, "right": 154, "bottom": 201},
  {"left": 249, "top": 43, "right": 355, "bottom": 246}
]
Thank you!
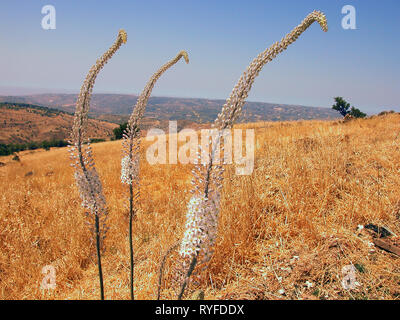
[
  {"left": 0, "top": 102, "right": 118, "bottom": 144},
  {"left": 0, "top": 94, "right": 340, "bottom": 124}
]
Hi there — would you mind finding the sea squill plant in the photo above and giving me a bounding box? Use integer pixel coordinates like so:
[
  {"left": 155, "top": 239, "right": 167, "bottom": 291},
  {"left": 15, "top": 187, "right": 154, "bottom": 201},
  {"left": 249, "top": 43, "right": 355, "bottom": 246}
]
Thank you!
[
  {"left": 121, "top": 50, "right": 189, "bottom": 300},
  {"left": 69, "top": 30, "right": 127, "bottom": 300},
  {"left": 176, "top": 11, "right": 328, "bottom": 299}
]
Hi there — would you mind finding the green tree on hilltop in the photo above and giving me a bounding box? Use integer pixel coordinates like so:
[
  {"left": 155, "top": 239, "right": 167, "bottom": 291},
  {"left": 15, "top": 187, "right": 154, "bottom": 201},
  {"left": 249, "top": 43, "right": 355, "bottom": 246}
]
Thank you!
[{"left": 332, "top": 97, "right": 366, "bottom": 118}]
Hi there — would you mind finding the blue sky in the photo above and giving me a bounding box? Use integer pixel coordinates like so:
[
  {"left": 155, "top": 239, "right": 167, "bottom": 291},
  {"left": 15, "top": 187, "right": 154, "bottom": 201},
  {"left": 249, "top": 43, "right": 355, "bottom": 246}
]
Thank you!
[{"left": 0, "top": 0, "right": 399, "bottom": 114}]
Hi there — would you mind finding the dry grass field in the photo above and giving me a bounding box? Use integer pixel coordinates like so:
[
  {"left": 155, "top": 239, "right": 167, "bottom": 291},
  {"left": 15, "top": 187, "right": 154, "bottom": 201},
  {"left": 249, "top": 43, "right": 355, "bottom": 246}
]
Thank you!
[{"left": 1, "top": 114, "right": 400, "bottom": 300}]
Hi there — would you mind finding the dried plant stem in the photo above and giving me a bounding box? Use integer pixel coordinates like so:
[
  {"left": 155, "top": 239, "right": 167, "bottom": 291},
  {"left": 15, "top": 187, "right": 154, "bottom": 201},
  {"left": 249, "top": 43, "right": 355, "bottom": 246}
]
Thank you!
[
  {"left": 157, "top": 242, "right": 179, "bottom": 300},
  {"left": 177, "top": 10, "right": 328, "bottom": 300},
  {"left": 70, "top": 30, "right": 127, "bottom": 300},
  {"left": 122, "top": 50, "right": 189, "bottom": 300}
]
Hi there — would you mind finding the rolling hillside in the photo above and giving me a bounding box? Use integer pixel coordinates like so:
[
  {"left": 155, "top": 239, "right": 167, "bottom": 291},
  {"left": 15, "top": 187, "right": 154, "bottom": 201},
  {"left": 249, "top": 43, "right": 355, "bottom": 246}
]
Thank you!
[
  {"left": 0, "top": 94, "right": 340, "bottom": 123},
  {"left": 0, "top": 102, "right": 118, "bottom": 144}
]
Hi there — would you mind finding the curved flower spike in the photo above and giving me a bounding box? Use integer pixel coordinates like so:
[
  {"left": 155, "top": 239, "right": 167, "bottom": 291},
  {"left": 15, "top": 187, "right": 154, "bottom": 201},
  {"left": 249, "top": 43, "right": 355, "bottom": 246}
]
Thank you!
[
  {"left": 122, "top": 50, "right": 190, "bottom": 185},
  {"left": 215, "top": 11, "right": 328, "bottom": 130},
  {"left": 72, "top": 30, "right": 127, "bottom": 145},
  {"left": 69, "top": 30, "right": 127, "bottom": 300},
  {"left": 71, "top": 29, "right": 127, "bottom": 220},
  {"left": 178, "top": 11, "right": 328, "bottom": 300},
  {"left": 122, "top": 50, "right": 189, "bottom": 300},
  {"left": 125, "top": 50, "right": 190, "bottom": 137}
]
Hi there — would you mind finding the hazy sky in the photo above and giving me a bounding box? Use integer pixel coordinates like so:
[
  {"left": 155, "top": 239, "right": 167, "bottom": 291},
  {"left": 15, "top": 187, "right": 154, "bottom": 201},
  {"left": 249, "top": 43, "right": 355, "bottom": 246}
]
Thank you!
[{"left": 0, "top": 0, "right": 399, "bottom": 114}]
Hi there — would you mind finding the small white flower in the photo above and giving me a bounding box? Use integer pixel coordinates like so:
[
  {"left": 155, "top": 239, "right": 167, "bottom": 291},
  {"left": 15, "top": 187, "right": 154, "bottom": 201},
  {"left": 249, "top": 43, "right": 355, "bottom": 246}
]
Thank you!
[
  {"left": 121, "top": 155, "right": 138, "bottom": 185},
  {"left": 74, "top": 168, "right": 106, "bottom": 214},
  {"left": 179, "top": 196, "right": 219, "bottom": 260},
  {"left": 278, "top": 289, "right": 285, "bottom": 295},
  {"left": 305, "top": 280, "right": 314, "bottom": 289}
]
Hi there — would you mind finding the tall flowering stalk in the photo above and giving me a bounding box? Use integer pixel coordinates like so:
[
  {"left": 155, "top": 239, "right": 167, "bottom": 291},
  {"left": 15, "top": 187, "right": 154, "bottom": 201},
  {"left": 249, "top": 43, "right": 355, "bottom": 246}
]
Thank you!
[
  {"left": 177, "top": 11, "right": 328, "bottom": 299},
  {"left": 69, "top": 30, "right": 127, "bottom": 300},
  {"left": 121, "top": 50, "right": 189, "bottom": 300}
]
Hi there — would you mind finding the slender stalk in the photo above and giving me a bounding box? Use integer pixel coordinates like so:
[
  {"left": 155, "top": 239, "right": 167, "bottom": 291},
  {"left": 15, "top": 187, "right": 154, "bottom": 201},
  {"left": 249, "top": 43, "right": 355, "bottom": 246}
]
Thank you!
[
  {"left": 129, "top": 183, "right": 135, "bottom": 300},
  {"left": 121, "top": 50, "right": 189, "bottom": 300},
  {"left": 95, "top": 215, "right": 104, "bottom": 300}
]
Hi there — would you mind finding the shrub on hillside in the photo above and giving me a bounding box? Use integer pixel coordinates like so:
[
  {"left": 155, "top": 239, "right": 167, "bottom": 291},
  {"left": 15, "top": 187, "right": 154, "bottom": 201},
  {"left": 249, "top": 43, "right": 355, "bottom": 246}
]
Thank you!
[{"left": 332, "top": 97, "right": 366, "bottom": 118}]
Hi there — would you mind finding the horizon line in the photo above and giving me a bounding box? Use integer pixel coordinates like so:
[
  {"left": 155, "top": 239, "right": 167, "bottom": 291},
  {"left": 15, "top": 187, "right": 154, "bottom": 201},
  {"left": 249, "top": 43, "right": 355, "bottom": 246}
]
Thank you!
[{"left": 0, "top": 87, "right": 336, "bottom": 111}]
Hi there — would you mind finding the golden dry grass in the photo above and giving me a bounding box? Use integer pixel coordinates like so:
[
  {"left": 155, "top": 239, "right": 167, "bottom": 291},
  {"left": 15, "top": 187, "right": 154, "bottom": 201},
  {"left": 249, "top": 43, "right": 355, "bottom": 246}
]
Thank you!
[{"left": 1, "top": 114, "right": 400, "bottom": 300}]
